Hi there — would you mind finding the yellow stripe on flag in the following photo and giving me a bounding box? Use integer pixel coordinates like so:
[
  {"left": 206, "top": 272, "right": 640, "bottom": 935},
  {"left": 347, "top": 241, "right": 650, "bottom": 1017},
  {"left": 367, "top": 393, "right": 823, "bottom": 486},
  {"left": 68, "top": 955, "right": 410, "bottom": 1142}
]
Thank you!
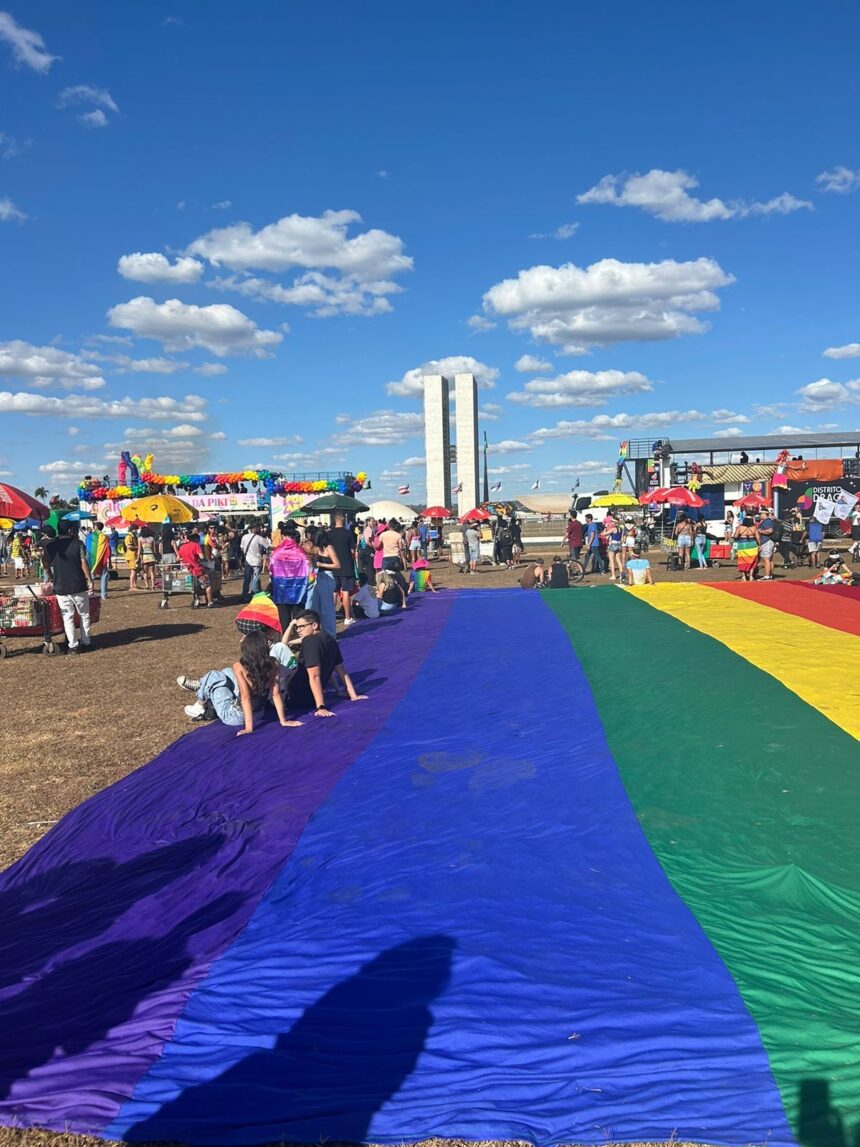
[{"left": 626, "top": 584, "right": 860, "bottom": 741}]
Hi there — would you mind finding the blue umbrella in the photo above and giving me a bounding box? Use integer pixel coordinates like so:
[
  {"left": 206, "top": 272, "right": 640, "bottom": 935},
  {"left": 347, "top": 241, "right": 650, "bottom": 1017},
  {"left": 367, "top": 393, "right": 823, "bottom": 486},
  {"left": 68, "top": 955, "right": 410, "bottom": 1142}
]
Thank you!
[
  {"left": 13, "top": 518, "right": 42, "bottom": 530},
  {"left": 62, "top": 510, "right": 95, "bottom": 521}
]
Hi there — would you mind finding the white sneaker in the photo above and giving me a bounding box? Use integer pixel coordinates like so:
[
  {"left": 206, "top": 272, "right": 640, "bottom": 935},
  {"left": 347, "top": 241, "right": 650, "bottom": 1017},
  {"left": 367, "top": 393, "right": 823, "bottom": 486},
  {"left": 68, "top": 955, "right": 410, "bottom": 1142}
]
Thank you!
[
  {"left": 177, "top": 675, "right": 200, "bottom": 692},
  {"left": 342, "top": 617, "right": 356, "bottom": 627},
  {"left": 184, "top": 701, "right": 206, "bottom": 718}
]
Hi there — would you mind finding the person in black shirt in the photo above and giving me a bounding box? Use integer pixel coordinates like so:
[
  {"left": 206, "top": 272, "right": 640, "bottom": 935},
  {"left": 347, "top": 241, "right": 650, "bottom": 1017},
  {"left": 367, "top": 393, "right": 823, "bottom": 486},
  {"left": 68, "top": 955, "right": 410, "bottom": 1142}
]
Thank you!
[
  {"left": 329, "top": 511, "right": 357, "bottom": 626},
  {"left": 43, "top": 522, "right": 94, "bottom": 653},
  {"left": 282, "top": 609, "right": 367, "bottom": 717}
]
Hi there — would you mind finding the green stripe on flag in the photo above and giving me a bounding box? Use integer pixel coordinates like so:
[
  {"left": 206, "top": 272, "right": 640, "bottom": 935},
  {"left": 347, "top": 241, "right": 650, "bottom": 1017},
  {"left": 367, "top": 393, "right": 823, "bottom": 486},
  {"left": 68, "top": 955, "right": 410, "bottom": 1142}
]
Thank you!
[{"left": 542, "top": 587, "right": 860, "bottom": 1134}]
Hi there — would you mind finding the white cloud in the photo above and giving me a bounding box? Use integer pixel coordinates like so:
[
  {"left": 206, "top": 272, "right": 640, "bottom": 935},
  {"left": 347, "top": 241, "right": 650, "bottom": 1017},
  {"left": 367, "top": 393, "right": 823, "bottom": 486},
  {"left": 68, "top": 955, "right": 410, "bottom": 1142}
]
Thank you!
[
  {"left": 816, "top": 167, "right": 860, "bottom": 194},
  {"left": 481, "top": 256, "right": 734, "bottom": 353},
  {"left": 87, "top": 333, "right": 133, "bottom": 347},
  {"left": 0, "top": 339, "right": 107, "bottom": 389},
  {"left": 86, "top": 351, "right": 185, "bottom": 375},
  {"left": 0, "top": 196, "right": 26, "bottom": 221},
  {"left": 0, "top": 11, "right": 57, "bottom": 72},
  {"left": 713, "top": 427, "right": 745, "bottom": 438},
  {"left": 514, "top": 354, "right": 552, "bottom": 373},
  {"left": 529, "top": 222, "right": 579, "bottom": 239},
  {"left": 333, "top": 409, "right": 424, "bottom": 447},
  {"left": 773, "top": 424, "right": 812, "bottom": 435},
  {"left": 188, "top": 208, "right": 410, "bottom": 277},
  {"left": 58, "top": 85, "right": 119, "bottom": 127},
  {"left": 187, "top": 208, "right": 412, "bottom": 318},
  {"left": 68, "top": 425, "right": 80, "bottom": 436},
  {"left": 0, "top": 131, "right": 22, "bottom": 158},
  {"left": 386, "top": 355, "right": 499, "bottom": 397},
  {"left": 577, "top": 169, "right": 813, "bottom": 222},
  {"left": 80, "top": 109, "right": 108, "bottom": 129},
  {"left": 123, "top": 423, "right": 204, "bottom": 438},
  {"left": 39, "top": 459, "right": 105, "bottom": 483},
  {"left": 210, "top": 430, "right": 227, "bottom": 440},
  {"left": 194, "top": 362, "right": 228, "bottom": 376},
  {"left": 466, "top": 314, "right": 496, "bottom": 332},
  {"left": 507, "top": 368, "right": 654, "bottom": 408},
  {"left": 212, "top": 270, "right": 402, "bottom": 317},
  {"left": 711, "top": 409, "right": 749, "bottom": 423},
  {"left": 107, "top": 296, "right": 282, "bottom": 358},
  {"left": 0, "top": 390, "right": 208, "bottom": 421},
  {"left": 237, "top": 435, "right": 304, "bottom": 447},
  {"left": 479, "top": 403, "right": 503, "bottom": 421},
  {"left": 529, "top": 409, "right": 731, "bottom": 440},
  {"left": 487, "top": 439, "right": 534, "bottom": 454},
  {"left": 489, "top": 462, "right": 531, "bottom": 474},
  {"left": 551, "top": 460, "right": 613, "bottom": 475},
  {"left": 118, "top": 252, "right": 204, "bottom": 284},
  {"left": 401, "top": 455, "right": 425, "bottom": 467},
  {"left": 210, "top": 199, "right": 232, "bottom": 210},
  {"left": 823, "top": 342, "right": 860, "bottom": 360},
  {"left": 797, "top": 377, "right": 860, "bottom": 410}
]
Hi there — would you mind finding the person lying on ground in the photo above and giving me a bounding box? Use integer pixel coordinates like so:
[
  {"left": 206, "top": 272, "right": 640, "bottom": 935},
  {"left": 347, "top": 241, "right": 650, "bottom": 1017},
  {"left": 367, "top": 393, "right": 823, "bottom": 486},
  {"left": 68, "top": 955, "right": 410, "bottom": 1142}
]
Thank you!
[
  {"left": 178, "top": 630, "right": 303, "bottom": 733},
  {"left": 519, "top": 560, "right": 547, "bottom": 588},
  {"left": 282, "top": 609, "right": 367, "bottom": 717},
  {"left": 625, "top": 556, "right": 654, "bottom": 586}
]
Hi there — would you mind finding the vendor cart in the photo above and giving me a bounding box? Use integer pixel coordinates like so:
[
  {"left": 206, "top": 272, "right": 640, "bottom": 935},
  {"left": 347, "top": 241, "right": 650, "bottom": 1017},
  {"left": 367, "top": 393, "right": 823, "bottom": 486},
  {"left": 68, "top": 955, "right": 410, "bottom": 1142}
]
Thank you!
[
  {"left": 0, "top": 586, "right": 101, "bottom": 658},
  {"left": 159, "top": 558, "right": 221, "bottom": 609}
]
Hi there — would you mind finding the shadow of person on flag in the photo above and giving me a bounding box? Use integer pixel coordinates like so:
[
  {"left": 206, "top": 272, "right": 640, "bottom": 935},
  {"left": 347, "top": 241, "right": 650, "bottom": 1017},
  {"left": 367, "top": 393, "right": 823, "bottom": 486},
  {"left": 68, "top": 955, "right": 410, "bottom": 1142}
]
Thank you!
[
  {"left": 125, "top": 934, "right": 456, "bottom": 1144},
  {"left": 0, "top": 892, "right": 246, "bottom": 1106}
]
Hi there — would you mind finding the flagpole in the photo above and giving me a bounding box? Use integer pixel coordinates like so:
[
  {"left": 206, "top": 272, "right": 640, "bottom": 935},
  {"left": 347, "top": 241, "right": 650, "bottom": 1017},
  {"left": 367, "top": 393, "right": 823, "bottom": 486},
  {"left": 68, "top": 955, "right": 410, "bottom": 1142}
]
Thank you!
[{"left": 482, "top": 430, "right": 489, "bottom": 504}]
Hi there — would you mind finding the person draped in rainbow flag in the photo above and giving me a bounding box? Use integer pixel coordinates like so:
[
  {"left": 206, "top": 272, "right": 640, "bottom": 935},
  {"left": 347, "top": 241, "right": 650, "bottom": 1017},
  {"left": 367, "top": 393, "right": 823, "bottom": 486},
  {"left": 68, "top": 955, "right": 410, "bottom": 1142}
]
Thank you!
[
  {"left": 268, "top": 521, "right": 311, "bottom": 631},
  {"left": 86, "top": 524, "right": 112, "bottom": 600},
  {"left": 733, "top": 515, "right": 761, "bottom": 581}
]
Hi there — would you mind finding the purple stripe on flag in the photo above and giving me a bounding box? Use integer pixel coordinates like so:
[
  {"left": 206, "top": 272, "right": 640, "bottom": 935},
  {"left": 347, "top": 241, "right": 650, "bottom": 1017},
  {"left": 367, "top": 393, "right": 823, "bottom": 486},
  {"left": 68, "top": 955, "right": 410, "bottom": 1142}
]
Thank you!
[{"left": 0, "top": 595, "right": 453, "bottom": 1135}]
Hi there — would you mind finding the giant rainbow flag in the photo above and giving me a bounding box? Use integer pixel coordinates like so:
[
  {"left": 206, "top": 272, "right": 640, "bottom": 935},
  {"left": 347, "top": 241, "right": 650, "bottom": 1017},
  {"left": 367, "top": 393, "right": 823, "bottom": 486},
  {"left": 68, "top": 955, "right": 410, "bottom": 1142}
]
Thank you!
[{"left": 0, "top": 583, "right": 857, "bottom": 1144}]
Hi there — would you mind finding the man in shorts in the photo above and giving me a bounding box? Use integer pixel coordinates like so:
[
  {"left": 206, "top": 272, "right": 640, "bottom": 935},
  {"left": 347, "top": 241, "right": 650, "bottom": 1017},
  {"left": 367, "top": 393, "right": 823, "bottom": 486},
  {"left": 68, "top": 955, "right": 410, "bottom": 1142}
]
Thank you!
[
  {"left": 177, "top": 530, "right": 214, "bottom": 607},
  {"left": 807, "top": 517, "right": 824, "bottom": 568},
  {"left": 757, "top": 510, "right": 776, "bottom": 580},
  {"left": 328, "top": 511, "right": 357, "bottom": 626}
]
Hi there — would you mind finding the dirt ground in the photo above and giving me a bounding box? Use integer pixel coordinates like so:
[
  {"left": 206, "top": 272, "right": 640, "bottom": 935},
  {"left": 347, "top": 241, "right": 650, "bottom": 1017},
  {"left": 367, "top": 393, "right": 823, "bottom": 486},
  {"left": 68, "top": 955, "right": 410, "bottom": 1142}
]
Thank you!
[
  {"left": 0, "top": 549, "right": 830, "bottom": 1147},
  {"left": 0, "top": 548, "right": 831, "bottom": 872}
]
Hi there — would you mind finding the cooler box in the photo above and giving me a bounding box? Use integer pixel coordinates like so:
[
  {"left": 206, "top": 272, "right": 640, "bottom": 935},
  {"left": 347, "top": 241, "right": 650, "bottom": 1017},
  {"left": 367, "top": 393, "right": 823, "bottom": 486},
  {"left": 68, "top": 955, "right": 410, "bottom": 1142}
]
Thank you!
[{"left": 709, "top": 543, "right": 731, "bottom": 560}]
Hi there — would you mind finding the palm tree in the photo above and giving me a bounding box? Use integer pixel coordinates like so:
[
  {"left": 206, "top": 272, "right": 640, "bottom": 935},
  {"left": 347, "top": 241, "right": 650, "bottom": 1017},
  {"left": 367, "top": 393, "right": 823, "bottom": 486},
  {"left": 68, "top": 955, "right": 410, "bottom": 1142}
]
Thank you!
[{"left": 34, "top": 486, "right": 49, "bottom": 500}]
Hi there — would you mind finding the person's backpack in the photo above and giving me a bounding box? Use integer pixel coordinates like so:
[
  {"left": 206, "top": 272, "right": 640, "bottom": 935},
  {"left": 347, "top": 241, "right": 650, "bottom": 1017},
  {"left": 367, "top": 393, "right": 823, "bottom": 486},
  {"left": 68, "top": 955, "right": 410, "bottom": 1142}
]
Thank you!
[
  {"left": 770, "top": 518, "right": 784, "bottom": 542},
  {"left": 498, "top": 526, "right": 513, "bottom": 546}
]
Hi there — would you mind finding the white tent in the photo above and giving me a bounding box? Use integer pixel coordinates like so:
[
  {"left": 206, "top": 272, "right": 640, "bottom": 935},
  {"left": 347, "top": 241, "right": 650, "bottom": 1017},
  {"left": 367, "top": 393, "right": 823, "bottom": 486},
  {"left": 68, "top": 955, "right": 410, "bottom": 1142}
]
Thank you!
[{"left": 357, "top": 500, "right": 417, "bottom": 522}]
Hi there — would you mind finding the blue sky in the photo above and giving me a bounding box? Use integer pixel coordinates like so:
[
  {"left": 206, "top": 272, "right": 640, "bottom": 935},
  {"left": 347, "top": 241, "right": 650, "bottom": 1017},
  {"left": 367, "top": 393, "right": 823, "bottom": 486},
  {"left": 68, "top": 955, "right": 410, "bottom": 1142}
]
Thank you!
[{"left": 2, "top": 1, "right": 859, "bottom": 500}]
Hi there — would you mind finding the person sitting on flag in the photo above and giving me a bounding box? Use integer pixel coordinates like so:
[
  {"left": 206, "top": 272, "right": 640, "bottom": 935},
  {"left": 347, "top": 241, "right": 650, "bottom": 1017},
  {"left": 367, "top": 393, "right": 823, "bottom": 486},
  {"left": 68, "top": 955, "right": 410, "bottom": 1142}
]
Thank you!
[
  {"left": 812, "top": 551, "right": 853, "bottom": 586},
  {"left": 177, "top": 630, "right": 304, "bottom": 733},
  {"left": 377, "top": 568, "right": 408, "bottom": 612},
  {"left": 281, "top": 610, "right": 368, "bottom": 717},
  {"left": 409, "top": 557, "right": 439, "bottom": 593}
]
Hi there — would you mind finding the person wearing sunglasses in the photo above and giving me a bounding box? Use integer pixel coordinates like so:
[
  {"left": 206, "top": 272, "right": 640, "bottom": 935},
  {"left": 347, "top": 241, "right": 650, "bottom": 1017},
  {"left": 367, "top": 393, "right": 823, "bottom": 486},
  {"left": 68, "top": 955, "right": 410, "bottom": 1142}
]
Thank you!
[{"left": 282, "top": 610, "right": 368, "bottom": 717}]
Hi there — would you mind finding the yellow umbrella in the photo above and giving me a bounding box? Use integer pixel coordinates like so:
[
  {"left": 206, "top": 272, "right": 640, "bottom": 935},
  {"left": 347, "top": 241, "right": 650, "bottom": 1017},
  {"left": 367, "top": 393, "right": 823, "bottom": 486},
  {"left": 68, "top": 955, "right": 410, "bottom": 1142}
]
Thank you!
[
  {"left": 590, "top": 492, "right": 640, "bottom": 508},
  {"left": 121, "top": 494, "right": 198, "bottom": 523},
  {"left": 0, "top": 517, "right": 14, "bottom": 529}
]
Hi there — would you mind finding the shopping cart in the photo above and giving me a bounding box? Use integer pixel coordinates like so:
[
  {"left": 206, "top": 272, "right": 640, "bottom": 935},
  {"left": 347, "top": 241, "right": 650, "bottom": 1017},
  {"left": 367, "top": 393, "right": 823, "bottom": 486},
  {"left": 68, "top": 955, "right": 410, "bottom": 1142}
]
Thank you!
[{"left": 0, "top": 586, "right": 101, "bottom": 658}]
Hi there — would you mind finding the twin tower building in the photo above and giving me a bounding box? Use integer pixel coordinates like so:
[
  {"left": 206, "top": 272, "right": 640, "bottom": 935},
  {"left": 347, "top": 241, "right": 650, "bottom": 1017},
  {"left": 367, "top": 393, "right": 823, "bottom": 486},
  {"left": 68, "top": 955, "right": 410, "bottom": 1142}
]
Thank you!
[{"left": 423, "top": 372, "right": 480, "bottom": 517}]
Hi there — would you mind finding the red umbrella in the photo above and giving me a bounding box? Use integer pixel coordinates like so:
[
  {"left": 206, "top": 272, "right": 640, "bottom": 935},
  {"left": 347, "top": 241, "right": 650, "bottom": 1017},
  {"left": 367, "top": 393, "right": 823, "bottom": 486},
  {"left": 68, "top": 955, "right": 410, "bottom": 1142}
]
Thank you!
[
  {"left": 651, "top": 486, "right": 704, "bottom": 508},
  {"left": 423, "top": 505, "right": 452, "bottom": 518},
  {"left": 459, "top": 507, "right": 490, "bottom": 523},
  {"left": 0, "top": 482, "right": 50, "bottom": 521},
  {"left": 733, "top": 492, "right": 770, "bottom": 510},
  {"left": 639, "top": 487, "right": 669, "bottom": 504}
]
